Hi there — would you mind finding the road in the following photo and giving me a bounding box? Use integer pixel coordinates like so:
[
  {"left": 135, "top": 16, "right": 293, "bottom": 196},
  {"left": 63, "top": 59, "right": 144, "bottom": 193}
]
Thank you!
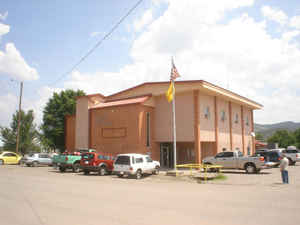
[{"left": 0, "top": 165, "right": 299, "bottom": 225}]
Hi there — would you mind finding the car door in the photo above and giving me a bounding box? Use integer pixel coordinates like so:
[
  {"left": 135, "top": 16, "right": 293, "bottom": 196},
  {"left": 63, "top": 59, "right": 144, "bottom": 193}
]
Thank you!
[
  {"left": 214, "top": 152, "right": 227, "bottom": 167},
  {"left": 3, "top": 153, "right": 18, "bottom": 164},
  {"left": 215, "top": 152, "right": 234, "bottom": 168},
  {"left": 145, "top": 156, "right": 154, "bottom": 172}
]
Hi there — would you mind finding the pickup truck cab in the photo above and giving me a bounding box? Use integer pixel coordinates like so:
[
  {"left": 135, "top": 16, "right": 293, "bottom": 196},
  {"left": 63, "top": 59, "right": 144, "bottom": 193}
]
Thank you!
[
  {"left": 113, "top": 153, "right": 160, "bottom": 179},
  {"left": 80, "top": 152, "right": 114, "bottom": 175},
  {"left": 203, "top": 151, "right": 267, "bottom": 174},
  {"left": 55, "top": 149, "right": 96, "bottom": 173}
]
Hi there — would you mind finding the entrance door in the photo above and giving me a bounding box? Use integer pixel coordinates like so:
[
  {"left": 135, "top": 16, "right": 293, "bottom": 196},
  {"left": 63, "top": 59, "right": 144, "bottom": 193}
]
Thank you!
[
  {"left": 160, "top": 144, "right": 174, "bottom": 168},
  {"left": 160, "top": 145, "right": 170, "bottom": 168}
]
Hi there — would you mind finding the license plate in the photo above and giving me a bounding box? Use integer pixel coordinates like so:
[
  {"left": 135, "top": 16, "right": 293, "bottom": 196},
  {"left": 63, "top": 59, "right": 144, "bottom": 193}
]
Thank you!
[{"left": 120, "top": 171, "right": 124, "bottom": 175}]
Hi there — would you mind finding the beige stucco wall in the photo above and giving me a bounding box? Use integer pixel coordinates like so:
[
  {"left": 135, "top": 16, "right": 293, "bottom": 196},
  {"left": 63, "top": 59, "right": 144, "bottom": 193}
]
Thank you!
[
  {"left": 154, "top": 92, "right": 194, "bottom": 142},
  {"left": 199, "top": 94, "right": 215, "bottom": 142},
  {"left": 75, "top": 97, "right": 89, "bottom": 149},
  {"left": 231, "top": 103, "right": 243, "bottom": 152},
  {"left": 217, "top": 98, "right": 230, "bottom": 151}
]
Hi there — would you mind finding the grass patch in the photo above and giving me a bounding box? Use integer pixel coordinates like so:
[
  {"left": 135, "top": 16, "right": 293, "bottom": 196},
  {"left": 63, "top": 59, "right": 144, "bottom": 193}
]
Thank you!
[{"left": 213, "top": 174, "right": 227, "bottom": 181}]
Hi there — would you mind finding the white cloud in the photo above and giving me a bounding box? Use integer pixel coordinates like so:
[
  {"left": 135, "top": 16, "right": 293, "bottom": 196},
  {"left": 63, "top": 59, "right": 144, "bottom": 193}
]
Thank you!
[
  {"left": 0, "top": 23, "right": 9, "bottom": 37},
  {"left": 0, "top": 11, "right": 8, "bottom": 21},
  {"left": 0, "top": 93, "right": 17, "bottom": 127},
  {"left": 133, "top": 9, "right": 153, "bottom": 31},
  {"left": 0, "top": 43, "right": 39, "bottom": 81},
  {"left": 261, "top": 5, "right": 288, "bottom": 25},
  {"left": 290, "top": 15, "right": 300, "bottom": 29}
]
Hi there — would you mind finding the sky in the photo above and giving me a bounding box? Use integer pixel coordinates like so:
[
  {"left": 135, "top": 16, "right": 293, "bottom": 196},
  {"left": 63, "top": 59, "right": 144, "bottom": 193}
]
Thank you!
[{"left": 0, "top": 0, "right": 300, "bottom": 133}]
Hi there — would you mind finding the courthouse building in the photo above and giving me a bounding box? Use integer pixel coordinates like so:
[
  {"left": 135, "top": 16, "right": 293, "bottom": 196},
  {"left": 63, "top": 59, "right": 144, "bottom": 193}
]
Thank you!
[{"left": 65, "top": 80, "right": 262, "bottom": 168}]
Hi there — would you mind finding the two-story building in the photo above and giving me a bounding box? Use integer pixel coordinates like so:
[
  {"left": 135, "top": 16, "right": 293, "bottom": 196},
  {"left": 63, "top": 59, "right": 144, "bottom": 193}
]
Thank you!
[{"left": 65, "top": 80, "right": 262, "bottom": 168}]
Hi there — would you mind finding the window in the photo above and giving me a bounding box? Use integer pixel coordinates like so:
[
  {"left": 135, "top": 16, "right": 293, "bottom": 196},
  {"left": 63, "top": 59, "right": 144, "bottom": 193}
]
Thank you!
[
  {"left": 234, "top": 113, "right": 239, "bottom": 124},
  {"left": 222, "top": 148, "right": 227, "bottom": 152},
  {"left": 3, "top": 153, "right": 16, "bottom": 157},
  {"left": 146, "top": 157, "right": 153, "bottom": 163},
  {"left": 223, "top": 152, "right": 234, "bottom": 157},
  {"left": 204, "top": 106, "right": 210, "bottom": 119},
  {"left": 220, "top": 110, "right": 226, "bottom": 122},
  {"left": 83, "top": 153, "right": 94, "bottom": 160},
  {"left": 146, "top": 112, "right": 150, "bottom": 147},
  {"left": 135, "top": 157, "right": 143, "bottom": 163},
  {"left": 216, "top": 152, "right": 225, "bottom": 158},
  {"left": 247, "top": 146, "right": 251, "bottom": 155},
  {"left": 132, "top": 156, "right": 135, "bottom": 164},
  {"left": 245, "top": 116, "right": 249, "bottom": 126},
  {"left": 98, "top": 155, "right": 104, "bottom": 159},
  {"left": 115, "top": 156, "right": 130, "bottom": 165}
]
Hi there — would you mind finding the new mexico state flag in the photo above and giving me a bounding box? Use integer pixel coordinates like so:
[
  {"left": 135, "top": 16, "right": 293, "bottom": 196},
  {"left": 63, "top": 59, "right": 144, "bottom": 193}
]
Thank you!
[{"left": 166, "top": 82, "right": 174, "bottom": 102}]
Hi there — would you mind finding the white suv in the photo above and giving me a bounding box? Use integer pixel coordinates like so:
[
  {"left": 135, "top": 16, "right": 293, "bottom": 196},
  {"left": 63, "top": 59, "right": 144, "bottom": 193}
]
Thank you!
[{"left": 113, "top": 153, "right": 160, "bottom": 179}]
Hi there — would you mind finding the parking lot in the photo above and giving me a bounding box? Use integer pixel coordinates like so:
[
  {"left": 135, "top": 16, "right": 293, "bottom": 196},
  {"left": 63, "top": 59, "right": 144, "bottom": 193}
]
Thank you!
[{"left": 0, "top": 165, "right": 300, "bottom": 225}]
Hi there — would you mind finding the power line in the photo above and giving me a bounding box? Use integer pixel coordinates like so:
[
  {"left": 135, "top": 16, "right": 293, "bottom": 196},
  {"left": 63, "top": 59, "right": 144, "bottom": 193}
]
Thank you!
[{"left": 49, "top": 0, "right": 144, "bottom": 86}]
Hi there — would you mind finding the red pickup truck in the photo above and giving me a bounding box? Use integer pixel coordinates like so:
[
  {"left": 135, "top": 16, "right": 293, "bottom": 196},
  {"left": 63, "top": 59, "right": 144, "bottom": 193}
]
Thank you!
[{"left": 80, "top": 152, "right": 114, "bottom": 175}]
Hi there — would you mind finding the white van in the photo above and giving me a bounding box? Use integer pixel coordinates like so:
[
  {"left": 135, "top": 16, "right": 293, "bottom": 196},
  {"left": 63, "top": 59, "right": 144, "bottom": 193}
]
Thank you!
[{"left": 113, "top": 153, "right": 160, "bottom": 179}]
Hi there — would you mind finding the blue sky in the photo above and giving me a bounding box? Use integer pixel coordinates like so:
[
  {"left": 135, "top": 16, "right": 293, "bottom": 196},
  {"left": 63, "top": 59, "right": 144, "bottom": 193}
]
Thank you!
[{"left": 0, "top": 0, "right": 300, "bottom": 133}]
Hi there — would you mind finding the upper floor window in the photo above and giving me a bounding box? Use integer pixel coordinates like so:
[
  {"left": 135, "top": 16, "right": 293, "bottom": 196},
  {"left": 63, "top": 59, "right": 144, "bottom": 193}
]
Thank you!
[
  {"left": 220, "top": 110, "right": 226, "bottom": 122},
  {"left": 245, "top": 116, "right": 249, "bottom": 126},
  {"left": 234, "top": 113, "right": 239, "bottom": 124},
  {"left": 204, "top": 106, "right": 210, "bottom": 119}
]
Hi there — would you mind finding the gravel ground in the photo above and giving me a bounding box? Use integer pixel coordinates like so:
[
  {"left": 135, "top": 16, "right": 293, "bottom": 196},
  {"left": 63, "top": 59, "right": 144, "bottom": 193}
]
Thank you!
[{"left": 0, "top": 165, "right": 299, "bottom": 225}]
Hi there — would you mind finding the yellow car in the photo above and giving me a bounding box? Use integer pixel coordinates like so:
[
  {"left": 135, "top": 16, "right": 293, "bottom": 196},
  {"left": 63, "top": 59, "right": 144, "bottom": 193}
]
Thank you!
[{"left": 0, "top": 151, "right": 22, "bottom": 165}]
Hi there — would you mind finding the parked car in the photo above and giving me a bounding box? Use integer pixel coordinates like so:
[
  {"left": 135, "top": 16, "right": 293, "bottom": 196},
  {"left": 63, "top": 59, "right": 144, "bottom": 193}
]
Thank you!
[
  {"left": 23, "top": 153, "right": 52, "bottom": 167},
  {"left": 282, "top": 149, "right": 300, "bottom": 165},
  {"left": 254, "top": 150, "right": 282, "bottom": 167},
  {"left": 80, "top": 152, "right": 114, "bottom": 175},
  {"left": 55, "top": 149, "right": 96, "bottom": 173},
  {"left": 0, "top": 151, "right": 22, "bottom": 165},
  {"left": 202, "top": 151, "right": 270, "bottom": 174},
  {"left": 113, "top": 154, "right": 160, "bottom": 179}
]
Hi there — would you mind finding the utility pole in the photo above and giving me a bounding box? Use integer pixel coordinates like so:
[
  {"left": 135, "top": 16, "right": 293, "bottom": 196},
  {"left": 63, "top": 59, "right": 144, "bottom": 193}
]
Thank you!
[{"left": 16, "top": 81, "right": 23, "bottom": 154}]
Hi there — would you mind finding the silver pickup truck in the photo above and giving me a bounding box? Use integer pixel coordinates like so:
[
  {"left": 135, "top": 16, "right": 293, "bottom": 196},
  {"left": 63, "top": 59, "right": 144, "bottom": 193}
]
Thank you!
[
  {"left": 282, "top": 148, "right": 300, "bottom": 165},
  {"left": 203, "top": 151, "right": 271, "bottom": 174}
]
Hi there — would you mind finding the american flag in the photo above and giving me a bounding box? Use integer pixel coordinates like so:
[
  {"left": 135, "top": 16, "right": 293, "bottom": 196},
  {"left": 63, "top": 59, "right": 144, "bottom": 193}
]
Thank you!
[{"left": 170, "top": 58, "right": 180, "bottom": 81}]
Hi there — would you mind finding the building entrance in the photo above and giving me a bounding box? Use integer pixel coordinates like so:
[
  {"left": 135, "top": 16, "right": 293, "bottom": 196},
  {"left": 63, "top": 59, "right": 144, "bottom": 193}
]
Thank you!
[{"left": 160, "top": 143, "right": 174, "bottom": 168}]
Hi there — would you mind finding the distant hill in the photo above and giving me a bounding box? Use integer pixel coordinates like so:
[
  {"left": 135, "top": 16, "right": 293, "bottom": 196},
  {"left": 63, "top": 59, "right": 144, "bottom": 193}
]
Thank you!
[{"left": 254, "top": 121, "right": 300, "bottom": 138}]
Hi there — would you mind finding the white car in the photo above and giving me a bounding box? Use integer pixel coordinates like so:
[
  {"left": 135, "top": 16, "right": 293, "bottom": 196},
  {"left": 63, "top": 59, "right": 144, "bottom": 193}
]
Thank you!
[{"left": 113, "top": 153, "right": 160, "bottom": 179}]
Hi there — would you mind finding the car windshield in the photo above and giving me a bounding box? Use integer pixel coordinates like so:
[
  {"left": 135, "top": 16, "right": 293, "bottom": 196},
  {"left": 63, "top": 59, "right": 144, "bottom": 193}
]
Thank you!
[
  {"left": 82, "top": 153, "right": 94, "bottom": 160},
  {"left": 115, "top": 156, "right": 130, "bottom": 165},
  {"left": 28, "top": 153, "right": 35, "bottom": 157}
]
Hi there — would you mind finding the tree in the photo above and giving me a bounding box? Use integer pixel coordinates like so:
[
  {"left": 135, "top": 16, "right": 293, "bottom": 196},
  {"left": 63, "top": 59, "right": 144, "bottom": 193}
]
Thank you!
[
  {"left": 267, "top": 130, "right": 296, "bottom": 148},
  {"left": 255, "top": 132, "right": 265, "bottom": 141},
  {"left": 41, "top": 89, "right": 85, "bottom": 152},
  {"left": 0, "top": 110, "right": 40, "bottom": 155},
  {"left": 293, "top": 128, "right": 300, "bottom": 149}
]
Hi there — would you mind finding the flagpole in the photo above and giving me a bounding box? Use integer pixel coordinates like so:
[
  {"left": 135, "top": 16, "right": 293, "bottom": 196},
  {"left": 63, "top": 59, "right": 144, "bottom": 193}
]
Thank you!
[{"left": 172, "top": 80, "right": 177, "bottom": 170}]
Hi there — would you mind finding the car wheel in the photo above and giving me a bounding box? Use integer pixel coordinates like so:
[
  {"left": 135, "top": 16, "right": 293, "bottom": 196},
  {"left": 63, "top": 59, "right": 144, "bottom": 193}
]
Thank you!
[
  {"left": 117, "top": 174, "right": 123, "bottom": 178},
  {"left": 256, "top": 169, "right": 261, "bottom": 174},
  {"left": 32, "top": 161, "right": 38, "bottom": 167},
  {"left": 152, "top": 166, "right": 159, "bottom": 175},
  {"left": 26, "top": 164, "right": 31, "bottom": 167},
  {"left": 98, "top": 166, "right": 106, "bottom": 176},
  {"left": 136, "top": 169, "right": 142, "bottom": 179},
  {"left": 245, "top": 164, "right": 256, "bottom": 174},
  {"left": 83, "top": 170, "right": 90, "bottom": 175},
  {"left": 0, "top": 159, "right": 4, "bottom": 165},
  {"left": 59, "top": 166, "right": 66, "bottom": 173},
  {"left": 72, "top": 163, "right": 81, "bottom": 173}
]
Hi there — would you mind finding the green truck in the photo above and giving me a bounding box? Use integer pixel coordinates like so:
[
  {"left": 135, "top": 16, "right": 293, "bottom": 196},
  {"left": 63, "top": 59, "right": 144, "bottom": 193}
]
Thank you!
[{"left": 52, "top": 149, "right": 95, "bottom": 173}]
